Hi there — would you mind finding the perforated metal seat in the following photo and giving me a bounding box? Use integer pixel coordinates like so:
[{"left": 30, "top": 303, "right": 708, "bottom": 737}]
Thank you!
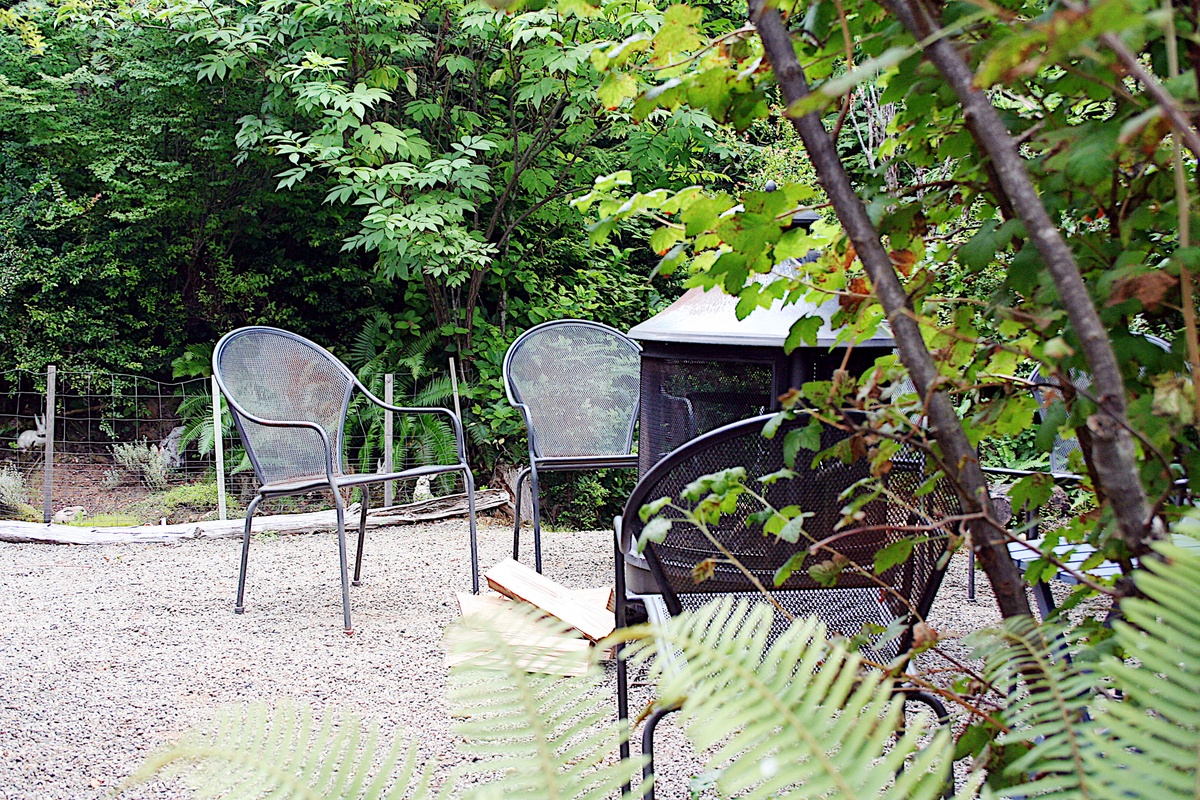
[
  {"left": 502, "top": 320, "right": 641, "bottom": 572},
  {"left": 612, "top": 412, "right": 960, "bottom": 794},
  {"left": 213, "top": 326, "right": 479, "bottom": 633}
]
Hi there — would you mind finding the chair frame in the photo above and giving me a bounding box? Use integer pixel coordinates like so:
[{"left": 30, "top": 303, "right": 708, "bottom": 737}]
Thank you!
[
  {"left": 611, "top": 413, "right": 954, "bottom": 798},
  {"left": 213, "top": 326, "right": 479, "bottom": 634},
  {"left": 502, "top": 319, "right": 641, "bottom": 572}
]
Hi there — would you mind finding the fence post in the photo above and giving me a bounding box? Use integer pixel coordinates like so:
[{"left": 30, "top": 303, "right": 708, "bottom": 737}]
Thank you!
[
  {"left": 449, "top": 358, "right": 462, "bottom": 420},
  {"left": 212, "top": 375, "right": 227, "bottom": 521},
  {"left": 384, "top": 373, "right": 394, "bottom": 507},
  {"left": 41, "top": 365, "right": 56, "bottom": 524}
]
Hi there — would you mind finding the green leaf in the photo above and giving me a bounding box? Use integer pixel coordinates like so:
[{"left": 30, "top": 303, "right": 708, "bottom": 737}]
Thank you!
[
  {"left": 777, "top": 513, "right": 809, "bottom": 543},
  {"left": 1035, "top": 400, "right": 1068, "bottom": 455},
  {"left": 597, "top": 71, "right": 637, "bottom": 110},
  {"left": 784, "top": 316, "right": 823, "bottom": 353},
  {"left": 639, "top": 496, "right": 672, "bottom": 522},
  {"left": 638, "top": 517, "right": 672, "bottom": 551},
  {"left": 774, "top": 552, "right": 808, "bottom": 585},
  {"left": 758, "top": 468, "right": 797, "bottom": 485},
  {"left": 873, "top": 538, "right": 915, "bottom": 574},
  {"left": 959, "top": 219, "right": 1021, "bottom": 271}
]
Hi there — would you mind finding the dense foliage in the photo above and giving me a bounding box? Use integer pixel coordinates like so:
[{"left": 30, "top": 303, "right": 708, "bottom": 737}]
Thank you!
[{"left": 0, "top": 0, "right": 753, "bottom": 521}]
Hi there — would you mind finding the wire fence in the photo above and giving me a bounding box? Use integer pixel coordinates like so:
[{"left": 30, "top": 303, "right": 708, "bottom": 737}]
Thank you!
[
  {"left": 0, "top": 366, "right": 459, "bottom": 525},
  {"left": 0, "top": 367, "right": 225, "bottom": 522}
]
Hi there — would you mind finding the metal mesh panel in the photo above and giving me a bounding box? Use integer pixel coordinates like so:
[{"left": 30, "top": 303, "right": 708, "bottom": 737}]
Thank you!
[
  {"left": 216, "top": 329, "right": 353, "bottom": 486},
  {"left": 626, "top": 414, "right": 957, "bottom": 661},
  {"left": 639, "top": 356, "right": 775, "bottom": 473},
  {"left": 506, "top": 322, "right": 639, "bottom": 458}
]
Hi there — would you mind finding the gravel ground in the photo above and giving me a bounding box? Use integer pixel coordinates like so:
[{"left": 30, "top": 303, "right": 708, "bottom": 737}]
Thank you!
[{"left": 0, "top": 515, "right": 1013, "bottom": 800}]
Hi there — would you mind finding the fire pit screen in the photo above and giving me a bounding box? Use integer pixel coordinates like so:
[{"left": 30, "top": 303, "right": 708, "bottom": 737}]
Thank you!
[{"left": 629, "top": 273, "right": 895, "bottom": 473}]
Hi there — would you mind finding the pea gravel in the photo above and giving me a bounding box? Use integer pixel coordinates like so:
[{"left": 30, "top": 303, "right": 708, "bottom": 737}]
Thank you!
[{"left": 0, "top": 516, "right": 1005, "bottom": 800}]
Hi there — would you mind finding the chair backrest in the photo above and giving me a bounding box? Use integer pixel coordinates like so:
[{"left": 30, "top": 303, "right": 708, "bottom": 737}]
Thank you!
[
  {"left": 503, "top": 320, "right": 641, "bottom": 458},
  {"left": 620, "top": 413, "right": 959, "bottom": 660},
  {"left": 213, "top": 327, "right": 355, "bottom": 486},
  {"left": 1030, "top": 334, "right": 1172, "bottom": 473}
]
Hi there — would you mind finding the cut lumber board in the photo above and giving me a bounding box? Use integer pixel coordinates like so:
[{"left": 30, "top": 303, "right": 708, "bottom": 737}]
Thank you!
[
  {"left": 459, "top": 592, "right": 616, "bottom": 661},
  {"left": 571, "top": 587, "right": 616, "bottom": 614},
  {"left": 0, "top": 490, "right": 506, "bottom": 545},
  {"left": 450, "top": 593, "right": 591, "bottom": 676},
  {"left": 485, "top": 559, "right": 615, "bottom": 642}
]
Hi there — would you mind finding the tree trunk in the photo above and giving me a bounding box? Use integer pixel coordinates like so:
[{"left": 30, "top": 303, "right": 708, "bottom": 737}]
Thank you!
[
  {"left": 749, "top": 0, "right": 1033, "bottom": 618},
  {"left": 882, "top": 0, "right": 1161, "bottom": 560}
]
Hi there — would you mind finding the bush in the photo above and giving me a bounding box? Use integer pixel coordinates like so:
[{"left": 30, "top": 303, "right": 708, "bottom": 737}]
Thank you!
[
  {"left": 0, "top": 465, "right": 37, "bottom": 521},
  {"left": 111, "top": 441, "right": 173, "bottom": 491}
]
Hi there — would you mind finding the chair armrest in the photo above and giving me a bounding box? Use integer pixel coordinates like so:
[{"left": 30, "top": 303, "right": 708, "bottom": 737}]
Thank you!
[{"left": 357, "top": 385, "right": 459, "bottom": 419}]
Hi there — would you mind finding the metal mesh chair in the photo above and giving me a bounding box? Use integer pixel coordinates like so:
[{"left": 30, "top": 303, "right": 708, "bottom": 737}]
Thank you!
[
  {"left": 1029, "top": 334, "right": 1171, "bottom": 473},
  {"left": 213, "top": 326, "right": 479, "bottom": 633},
  {"left": 612, "top": 412, "right": 960, "bottom": 793},
  {"left": 503, "top": 319, "right": 641, "bottom": 572}
]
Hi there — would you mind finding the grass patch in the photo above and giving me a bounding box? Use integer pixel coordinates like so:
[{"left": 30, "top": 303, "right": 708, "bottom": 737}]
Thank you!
[
  {"left": 0, "top": 467, "right": 39, "bottom": 522},
  {"left": 69, "top": 512, "right": 143, "bottom": 527},
  {"left": 130, "top": 480, "right": 239, "bottom": 522}
]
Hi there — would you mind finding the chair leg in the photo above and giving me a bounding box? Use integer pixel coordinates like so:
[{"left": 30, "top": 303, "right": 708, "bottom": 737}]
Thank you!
[
  {"left": 640, "top": 707, "right": 676, "bottom": 800},
  {"left": 614, "top": 530, "right": 633, "bottom": 796},
  {"left": 353, "top": 488, "right": 369, "bottom": 586},
  {"left": 333, "top": 491, "right": 353, "bottom": 634},
  {"left": 529, "top": 462, "right": 543, "bottom": 573},
  {"left": 234, "top": 495, "right": 262, "bottom": 614},
  {"left": 967, "top": 545, "right": 976, "bottom": 602},
  {"left": 464, "top": 467, "right": 480, "bottom": 594},
  {"left": 512, "top": 466, "right": 530, "bottom": 561},
  {"left": 900, "top": 689, "right": 952, "bottom": 799}
]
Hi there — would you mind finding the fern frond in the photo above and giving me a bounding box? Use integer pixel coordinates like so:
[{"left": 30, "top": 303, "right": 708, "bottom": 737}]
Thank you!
[
  {"left": 1087, "top": 543, "right": 1200, "bottom": 800},
  {"left": 350, "top": 311, "right": 390, "bottom": 369},
  {"left": 971, "top": 616, "right": 1097, "bottom": 798},
  {"left": 619, "top": 598, "right": 954, "bottom": 800},
  {"left": 128, "top": 701, "right": 434, "bottom": 800},
  {"left": 444, "top": 601, "right": 645, "bottom": 800},
  {"left": 412, "top": 376, "right": 453, "bottom": 408}
]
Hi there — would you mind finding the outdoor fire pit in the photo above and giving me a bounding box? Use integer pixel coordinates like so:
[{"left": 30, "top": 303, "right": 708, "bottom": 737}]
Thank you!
[{"left": 628, "top": 267, "right": 895, "bottom": 473}]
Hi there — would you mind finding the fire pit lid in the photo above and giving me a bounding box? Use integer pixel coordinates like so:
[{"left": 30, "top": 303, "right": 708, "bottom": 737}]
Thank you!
[{"left": 628, "top": 264, "right": 894, "bottom": 348}]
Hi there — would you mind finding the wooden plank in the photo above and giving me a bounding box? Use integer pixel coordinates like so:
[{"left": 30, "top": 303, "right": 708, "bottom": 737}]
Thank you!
[
  {"left": 571, "top": 587, "right": 616, "bottom": 614},
  {"left": 41, "top": 365, "right": 55, "bottom": 524},
  {"left": 460, "top": 593, "right": 616, "bottom": 661},
  {"left": 383, "top": 374, "right": 394, "bottom": 507},
  {"left": 485, "top": 559, "right": 615, "bottom": 642},
  {"left": 451, "top": 593, "right": 590, "bottom": 676}
]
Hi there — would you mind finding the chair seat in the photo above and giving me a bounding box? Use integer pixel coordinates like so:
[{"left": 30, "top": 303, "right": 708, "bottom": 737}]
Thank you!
[
  {"left": 532, "top": 454, "right": 639, "bottom": 469},
  {"left": 1008, "top": 533, "right": 1200, "bottom": 585},
  {"left": 258, "top": 464, "right": 459, "bottom": 497}
]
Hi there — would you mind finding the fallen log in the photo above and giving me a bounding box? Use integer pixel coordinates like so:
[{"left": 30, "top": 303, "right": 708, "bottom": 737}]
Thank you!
[{"left": 0, "top": 490, "right": 506, "bottom": 545}]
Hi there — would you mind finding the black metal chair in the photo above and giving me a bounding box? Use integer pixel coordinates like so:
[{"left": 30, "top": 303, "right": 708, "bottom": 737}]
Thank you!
[
  {"left": 1029, "top": 333, "right": 1172, "bottom": 473},
  {"left": 213, "top": 326, "right": 479, "bottom": 634},
  {"left": 612, "top": 412, "right": 960, "bottom": 795},
  {"left": 503, "top": 319, "right": 641, "bottom": 572}
]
